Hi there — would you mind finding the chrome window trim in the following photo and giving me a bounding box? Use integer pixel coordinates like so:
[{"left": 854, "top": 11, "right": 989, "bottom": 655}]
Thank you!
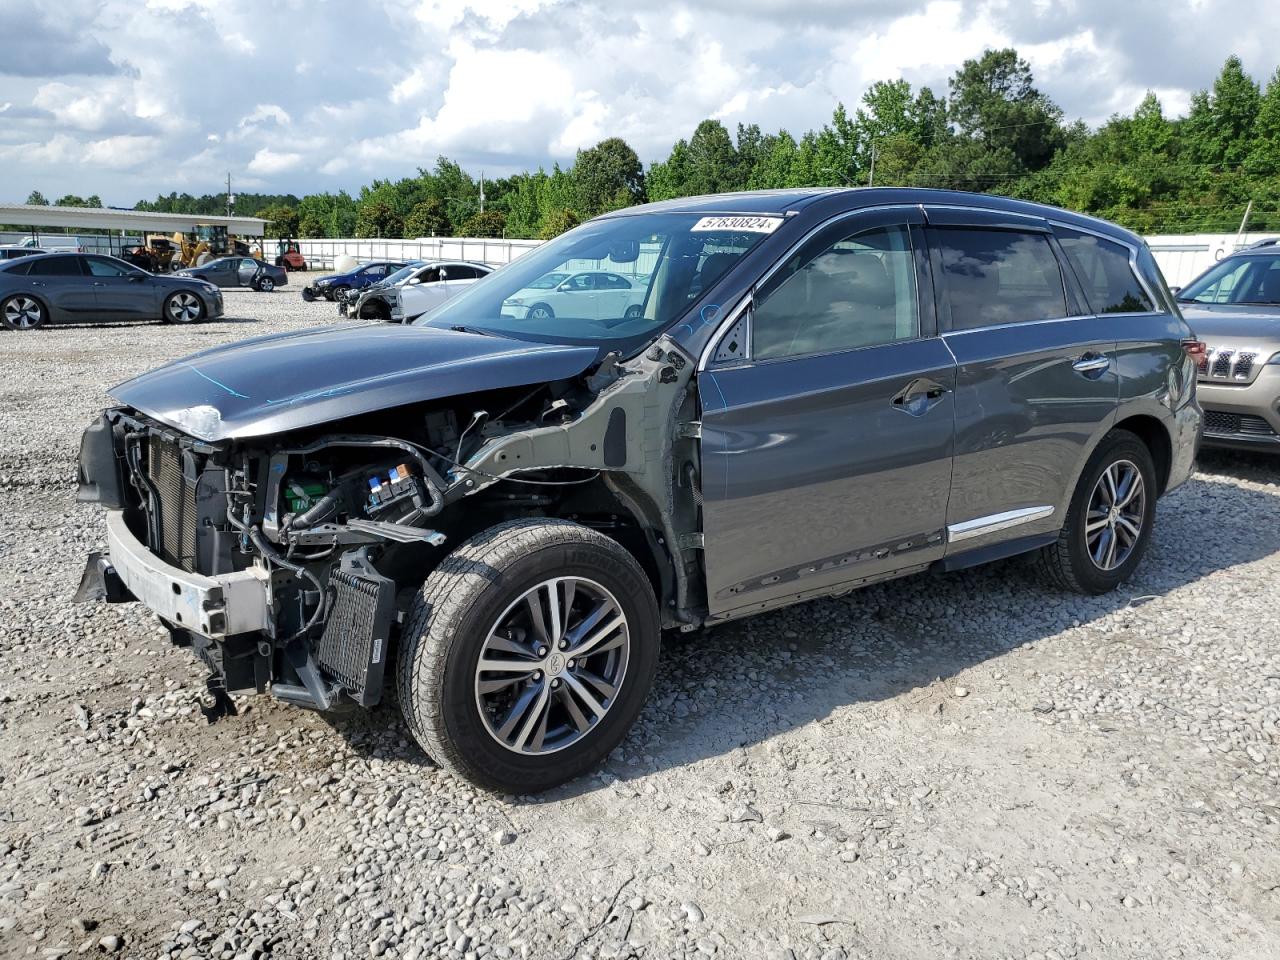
[
  {"left": 947, "top": 505, "right": 1055, "bottom": 543},
  {"left": 699, "top": 203, "right": 924, "bottom": 370}
]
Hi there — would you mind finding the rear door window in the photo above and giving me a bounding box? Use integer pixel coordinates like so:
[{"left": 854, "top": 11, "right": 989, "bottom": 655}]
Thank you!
[
  {"left": 1054, "top": 227, "right": 1154, "bottom": 314},
  {"left": 935, "top": 228, "right": 1067, "bottom": 330},
  {"left": 28, "top": 256, "right": 85, "bottom": 277}
]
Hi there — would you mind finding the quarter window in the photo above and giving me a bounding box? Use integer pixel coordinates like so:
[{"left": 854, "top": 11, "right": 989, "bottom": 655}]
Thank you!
[
  {"left": 751, "top": 223, "right": 919, "bottom": 361},
  {"left": 1054, "top": 227, "right": 1154, "bottom": 313},
  {"left": 936, "top": 228, "right": 1067, "bottom": 330}
]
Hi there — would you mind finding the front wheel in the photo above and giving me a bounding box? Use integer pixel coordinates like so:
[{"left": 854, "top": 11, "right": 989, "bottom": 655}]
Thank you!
[
  {"left": 327, "top": 285, "right": 349, "bottom": 302},
  {"left": 397, "top": 519, "right": 660, "bottom": 793},
  {"left": 1036, "top": 429, "right": 1157, "bottom": 594},
  {"left": 163, "top": 291, "right": 205, "bottom": 325},
  {"left": 526, "top": 302, "right": 554, "bottom": 320},
  {"left": 2, "top": 295, "right": 46, "bottom": 330}
]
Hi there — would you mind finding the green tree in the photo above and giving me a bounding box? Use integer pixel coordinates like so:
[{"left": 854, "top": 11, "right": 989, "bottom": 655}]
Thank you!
[
  {"left": 354, "top": 200, "right": 403, "bottom": 238},
  {"left": 404, "top": 199, "right": 451, "bottom": 237},
  {"left": 948, "top": 48, "right": 1064, "bottom": 172},
  {"left": 54, "top": 195, "right": 87, "bottom": 207},
  {"left": 540, "top": 208, "right": 581, "bottom": 239},
  {"left": 26, "top": 191, "right": 49, "bottom": 206},
  {"left": 573, "top": 137, "right": 645, "bottom": 217},
  {"left": 259, "top": 204, "right": 299, "bottom": 238},
  {"left": 460, "top": 209, "right": 507, "bottom": 237}
]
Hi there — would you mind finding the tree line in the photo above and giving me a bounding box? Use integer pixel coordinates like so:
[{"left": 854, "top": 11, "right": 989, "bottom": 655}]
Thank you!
[{"left": 20, "top": 50, "right": 1280, "bottom": 240}]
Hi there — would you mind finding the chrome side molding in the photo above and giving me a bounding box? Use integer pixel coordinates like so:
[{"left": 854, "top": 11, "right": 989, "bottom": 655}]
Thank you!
[{"left": 947, "top": 505, "right": 1055, "bottom": 543}]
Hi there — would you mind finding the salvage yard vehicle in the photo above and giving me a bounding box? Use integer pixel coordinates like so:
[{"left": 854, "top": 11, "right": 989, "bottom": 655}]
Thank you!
[
  {"left": 501, "top": 270, "right": 647, "bottom": 321},
  {"left": 1174, "top": 240, "right": 1280, "bottom": 452},
  {"left": 75, "top": 188, "right": 1201, "bottom": 792},
  {"left": 341, "top": 260, "right": 492, "bottom": 322},
  {"left": 176, "top": 256, "right": 288, "bottom": 292},
  {"left": 300, "top": 260, "right": 409, "bottom": 302},
  {"left": 0, "top": 244, "right": 46, "bottom": 260},
  {"left": 1, "top": 253, "right": 223, "bottom": 330},
  {"left": 274, "top": 239, "right": 308, "bottom": 272}
]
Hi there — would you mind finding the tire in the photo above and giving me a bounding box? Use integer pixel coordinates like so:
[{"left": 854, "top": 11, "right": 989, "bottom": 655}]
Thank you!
[
  {"left": 300, "top": 261, "right": 309, "bottom": 271},
  {"left": 2, "top": 294, "right": 46, "bottom": 331},
  {"left": 301, "top": 287, "right": 316, "bottom": 302},
  {"left": 163, "top": 291, "right": 205, "bottom": 325},
  {"left": 526, "top": 302, "right": 554, "bottom": 320},
  {"left": 256, "top": 276, "right": 275, "bottom": 292},
  {"left": 328, "top": 285, "right": 349, "bottom": 302},
  {"left": 624, "top": 304, "right": 643, "bottom": 319},
  {"left": 1035, "top": 429, "right": 1157, "bottom": 594},
  {"left": 397, "top": 518, "right": 660, "bottom": 793}
]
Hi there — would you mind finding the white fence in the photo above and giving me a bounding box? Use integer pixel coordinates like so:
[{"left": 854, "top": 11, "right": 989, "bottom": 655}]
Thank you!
[
  {"left": 1145, "top": 233, "right": 1277, "bottom": 288},
  {"left": 296, "top": 231, "right": 1279, "bottom": 287},
  {"left": 293, "top": 237, "right": 543, "bottom": 270},
  {"left": 5, "top": 226, "right": 1275, "bottom": 287}
]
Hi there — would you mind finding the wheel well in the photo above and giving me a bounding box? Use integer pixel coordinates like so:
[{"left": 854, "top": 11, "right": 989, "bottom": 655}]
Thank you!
[{"left": 1114, "top": 414, "right": 1173, "bottom": 494}]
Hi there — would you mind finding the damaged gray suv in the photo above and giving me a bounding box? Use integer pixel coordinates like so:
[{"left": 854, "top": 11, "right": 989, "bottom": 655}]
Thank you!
[{"left": 76, "top": 189, "right": 1201, "bottom": 792}]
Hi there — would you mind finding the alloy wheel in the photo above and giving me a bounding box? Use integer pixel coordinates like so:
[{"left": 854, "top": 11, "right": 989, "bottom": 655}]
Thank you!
[
  {"left": 167, "top": 292, "right": 201, "bottom": 322},
  {"left": 474, "top": 576, "right": 630, "bottom": 755},
  {"left": 1085, "top": 459, "right": 1146, "bottom": 571},
  {"left": 3, "top": 297, "right": 43, "bottom": 329}
]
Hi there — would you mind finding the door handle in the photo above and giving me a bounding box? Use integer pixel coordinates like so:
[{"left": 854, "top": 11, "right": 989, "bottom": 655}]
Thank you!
[
  {"left": 1072, "top": 353, "right": 1111, "bottom": 376},
  {"left": 892, "top": 378, "right": 949, "bottom": 417},
  {"left": 92, "top": 281, "right": 106, "bottom": 287},
  {"left": 30, "top": 281, "right": 45, "bottom": 288}
]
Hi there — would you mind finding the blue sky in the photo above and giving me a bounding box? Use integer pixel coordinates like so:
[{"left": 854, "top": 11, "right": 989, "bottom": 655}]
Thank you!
[{"left": 2, "top": 0, "right": 1278, "bottom": 205}]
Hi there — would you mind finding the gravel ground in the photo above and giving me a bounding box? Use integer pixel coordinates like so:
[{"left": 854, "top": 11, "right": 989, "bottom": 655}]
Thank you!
[{"left": 1, "top": 279, "right": 1278, "bottom": 960}]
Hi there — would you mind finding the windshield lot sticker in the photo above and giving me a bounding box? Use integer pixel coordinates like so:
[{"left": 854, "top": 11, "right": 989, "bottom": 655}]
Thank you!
[{"left": 691, "top": 216, "right": 783, "bottom": 233}]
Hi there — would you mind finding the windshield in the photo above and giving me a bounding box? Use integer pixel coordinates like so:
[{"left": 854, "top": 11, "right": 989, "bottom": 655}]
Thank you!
[
  {"left": 384, "top": 262, "right": 425, "bottom": 286},
  {"left": 1178, "top": 254, "right": 1280, "bottom": 305},
  {"left": 417, "top": 212, "right": 780, "bottom": 346}
]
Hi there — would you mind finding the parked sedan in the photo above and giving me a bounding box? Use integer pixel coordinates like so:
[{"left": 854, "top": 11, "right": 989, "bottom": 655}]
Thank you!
[
  {"left": 500, "top": 270, "right": 647, "bottom": 321},
  {"left": 1175, "top": 240, "right": 1280, "bottom": 452},
  {"left": 301, "top": 260, "right": 409, "bottom": 302},
  {"left": 341, "top": 260, "right": 492, "bottom": 321},
  {"left": 176, "top": 256, "right": 288, "bottom": 292},
  {"left": 0, "top": 253, "right": 223, "bottom": 330},
  {"left": 0, "top": 245, "right": 47, "bottom": 260}
]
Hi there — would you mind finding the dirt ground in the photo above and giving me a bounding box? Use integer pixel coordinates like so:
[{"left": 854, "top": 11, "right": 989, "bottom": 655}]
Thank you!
[{"left": 0, "top": 282, "right": 1277, "bottom": 960}]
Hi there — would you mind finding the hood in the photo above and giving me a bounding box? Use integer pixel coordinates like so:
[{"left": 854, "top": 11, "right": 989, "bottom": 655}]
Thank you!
[
  {"left": 110, "top": 323, "right": 599, "bottom": 442},
  {"left": 1179, "top": 303, "right": 1280, "bottom": 345}
]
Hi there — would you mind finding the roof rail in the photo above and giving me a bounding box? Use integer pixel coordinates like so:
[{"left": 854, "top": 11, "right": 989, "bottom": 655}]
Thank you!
[{"left": 1245, "top": 237, "right": 1280, "bottom": 249}]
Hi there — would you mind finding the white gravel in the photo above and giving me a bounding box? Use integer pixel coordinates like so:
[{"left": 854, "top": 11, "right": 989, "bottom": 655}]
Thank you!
[{"left": 1, "top": 281, "right": 1278, "bottom": 960}]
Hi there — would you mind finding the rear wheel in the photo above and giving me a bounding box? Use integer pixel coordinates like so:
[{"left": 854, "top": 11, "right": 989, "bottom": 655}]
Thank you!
[
  {"left": 163, "top": 291, "right": 204, "bottom": 325},
  {"left": 397, "top": 519, "right": 660, "bottom": 793},
  {"left": 2, "top": 295, "right": 46, "bottom": 330},
  {"left": 1036, "top": 429, "right": 1157, "bottom": 594},
  {"left": 255, "top": 275, "right": 275, "bottom": 292}
]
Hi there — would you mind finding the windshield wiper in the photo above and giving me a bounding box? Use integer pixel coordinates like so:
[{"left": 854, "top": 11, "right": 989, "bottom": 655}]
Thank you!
[{"left": 450, "top": 324, "right": 493, "bottom": 336}]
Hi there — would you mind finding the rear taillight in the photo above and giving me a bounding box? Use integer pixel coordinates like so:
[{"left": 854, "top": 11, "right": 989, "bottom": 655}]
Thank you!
[{"left": 1181, "top": 338, "right": 1207, "bottom": 366}]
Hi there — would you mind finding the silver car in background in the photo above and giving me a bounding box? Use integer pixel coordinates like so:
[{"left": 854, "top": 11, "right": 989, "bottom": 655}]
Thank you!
[{"left": 1175, "top": 240, "right": 1280, "bottom": 452}]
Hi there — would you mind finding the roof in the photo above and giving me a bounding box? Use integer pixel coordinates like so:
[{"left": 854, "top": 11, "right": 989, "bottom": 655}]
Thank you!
[
  {"left": 0, "top": 203, "right": 268, "bottom": 236},
  {"left": 601, "top": 187, "right": 1140, "bottom": 244}
]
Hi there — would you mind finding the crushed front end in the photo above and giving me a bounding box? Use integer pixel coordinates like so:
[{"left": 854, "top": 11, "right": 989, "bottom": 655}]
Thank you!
[{"left": 75, "top": 409, "right": 447, "bottom": 712}]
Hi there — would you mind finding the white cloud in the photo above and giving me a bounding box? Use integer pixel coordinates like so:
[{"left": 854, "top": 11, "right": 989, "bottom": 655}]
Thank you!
[
  {"left": 248, "top": 148, "right": 303, "bottom": 174},
  {"left": 3, "top": 0, "right": 1280, "bottom": 204}
]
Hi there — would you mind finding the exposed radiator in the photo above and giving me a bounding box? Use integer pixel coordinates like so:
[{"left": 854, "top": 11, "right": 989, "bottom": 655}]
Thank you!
[
  {"left": 316, "top": 550, "right": 396, "bottom": 707},
  {"left": 146, "top": 435, "right": 198, "bottom": 570}
]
